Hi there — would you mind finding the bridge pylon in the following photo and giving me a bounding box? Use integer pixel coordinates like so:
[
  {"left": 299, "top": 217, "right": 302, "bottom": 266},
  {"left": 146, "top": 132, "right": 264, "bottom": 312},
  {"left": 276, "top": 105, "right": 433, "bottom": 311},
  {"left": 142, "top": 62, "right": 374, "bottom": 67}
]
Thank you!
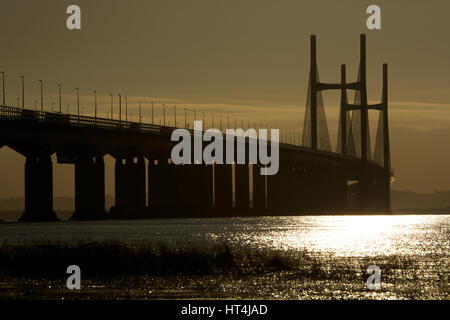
[{"left": 304, "top": 34, "right": 391, "bottom": 211}]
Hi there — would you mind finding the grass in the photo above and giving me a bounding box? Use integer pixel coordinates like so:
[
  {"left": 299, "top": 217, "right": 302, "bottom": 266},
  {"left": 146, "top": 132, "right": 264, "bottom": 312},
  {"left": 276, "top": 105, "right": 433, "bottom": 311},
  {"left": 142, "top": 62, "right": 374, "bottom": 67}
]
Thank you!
[{"left": 0, "top": 240, "right": 447, "bottom": 299}]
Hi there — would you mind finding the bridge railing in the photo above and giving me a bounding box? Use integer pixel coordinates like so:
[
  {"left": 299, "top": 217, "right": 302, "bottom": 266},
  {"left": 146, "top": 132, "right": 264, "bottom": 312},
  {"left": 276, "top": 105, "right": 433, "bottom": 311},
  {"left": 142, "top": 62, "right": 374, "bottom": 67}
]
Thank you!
[
  {"left": 0, "top": 105, "right": 387, "bottom": 170},
  {"left": 0, "top": 104, "right": 162, "bottom": 133}
]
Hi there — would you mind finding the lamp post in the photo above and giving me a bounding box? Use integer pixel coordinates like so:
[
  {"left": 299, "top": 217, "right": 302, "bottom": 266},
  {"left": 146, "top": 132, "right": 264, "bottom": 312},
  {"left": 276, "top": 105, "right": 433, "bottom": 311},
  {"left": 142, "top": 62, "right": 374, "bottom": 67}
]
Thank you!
[
  {"left": 174, "top": 106, "right": 177, "bottom": 127},
  {"left": 151, "top": 101, "right": 154, "bottom": 124},
  {"left": 139, "top": 100, "right": 142, "bottom": 124},
  {"left": 93, "top": 90, "right": 97, "bottom": 119},
  {"left": 118, "top": 94, "right": 122, "bottom": 122},
  {"left": 125, "top": 96, "right": 128, "bottom": 122},
  {"left": 20, "top": 76, "right": 24, "bottom": 108},
  {"left": 58, "top": 84, "right": 62, "bottom": 113},
  {"left": 184, "top": 107, "right": 187, "bottom": 128},
  {"left": 109, "top": 94, "right": 113, "bottom": 120},
  {"left": 38, "top": 80, "right": 43, "bottom": 110},
  {"left": 0, "top": 71, "right": 5, "bottom": 105},
  {"left": 76, "top": 88, "right": 80, "bottom": 124},
  {"left": 163, "top": 103, "right": 166, "bottom": 126}
]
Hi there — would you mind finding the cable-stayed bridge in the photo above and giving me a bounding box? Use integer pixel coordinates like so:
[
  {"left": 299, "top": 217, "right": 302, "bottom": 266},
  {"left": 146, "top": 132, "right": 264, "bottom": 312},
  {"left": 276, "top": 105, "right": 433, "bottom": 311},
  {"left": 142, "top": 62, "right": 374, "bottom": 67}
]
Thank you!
[{"left": 0, "top": 34, "right": 391, "bottom": 221}]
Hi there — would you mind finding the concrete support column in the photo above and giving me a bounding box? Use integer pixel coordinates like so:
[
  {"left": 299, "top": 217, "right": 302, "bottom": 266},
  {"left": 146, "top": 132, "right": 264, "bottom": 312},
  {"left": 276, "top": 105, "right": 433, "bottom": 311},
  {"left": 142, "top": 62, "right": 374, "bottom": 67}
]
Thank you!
[
  {"left": 253, "top": 165, "right": 266, "bottom": 211},
  {"left": 72, "top": 155, "right": 106, "bottom": 220},
  {"left": 267, "top": 164, "right": 289, "bottom": 214},
  {"left": 175, "top": 164, "right": 197, "bottom": 216},
  {"left": 111, "top": 156, "right": 146, "bottom": 219},
  {"left": 302, "top": 166, "right": 315, "bottom": 211},
  {"left": 214, "top": 164, "right": 232, "bottom": 215},
  {"left": 335, "top": 172, "right": 348, "bottom": 211},
  {"left": 20, "top": 155, "right": 58, "bottom": 222},
  {"left": 289, "top": 166, "right": 302, "bottom": 212},
  {"left": 194, "top": 164, "right": 213, "bottom": 217},
  {"left": 358, "top": 169, "right": 372, "bottom": 211},
  {"left": 149, "top": 159, "right": 175, "bottom": 217},
  {"left": 235, "top": 164, "right": 250, "bottom": 213}
]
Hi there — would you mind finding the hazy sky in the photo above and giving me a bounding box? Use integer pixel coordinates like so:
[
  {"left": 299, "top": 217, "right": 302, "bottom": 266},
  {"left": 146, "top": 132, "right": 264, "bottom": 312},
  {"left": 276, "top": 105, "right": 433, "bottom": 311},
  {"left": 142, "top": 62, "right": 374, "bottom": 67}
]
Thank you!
[{"left": 1, "top": 0, "right": 450, "bottom": 198}]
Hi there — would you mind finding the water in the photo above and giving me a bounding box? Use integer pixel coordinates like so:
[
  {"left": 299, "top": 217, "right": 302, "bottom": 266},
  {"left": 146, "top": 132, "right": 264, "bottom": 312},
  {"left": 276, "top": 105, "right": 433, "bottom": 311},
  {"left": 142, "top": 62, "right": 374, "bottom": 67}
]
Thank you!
[
  {"left": 0, "top": 214, "right": 448, "bottom": 299},
  {"left": 0, "top": 215, "right": 448, "bottom": 257}
]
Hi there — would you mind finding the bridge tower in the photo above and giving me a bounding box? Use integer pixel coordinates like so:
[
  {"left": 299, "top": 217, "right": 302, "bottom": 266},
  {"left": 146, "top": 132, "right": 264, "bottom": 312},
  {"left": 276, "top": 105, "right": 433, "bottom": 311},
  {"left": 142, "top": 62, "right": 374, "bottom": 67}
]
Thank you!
[{"left": 304, "top": 34, "right": 391, "bottom": 211}]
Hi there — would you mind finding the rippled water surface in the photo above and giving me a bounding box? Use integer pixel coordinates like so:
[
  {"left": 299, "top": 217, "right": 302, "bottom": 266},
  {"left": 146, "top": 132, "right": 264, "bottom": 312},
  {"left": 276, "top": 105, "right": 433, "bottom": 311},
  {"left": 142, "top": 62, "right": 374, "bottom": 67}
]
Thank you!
[
  {"left": 1, "top": 215, "right": 448, "bottom": 257},
  {"left": 0, "top": 215, "right": 448, "bottom": 299}
]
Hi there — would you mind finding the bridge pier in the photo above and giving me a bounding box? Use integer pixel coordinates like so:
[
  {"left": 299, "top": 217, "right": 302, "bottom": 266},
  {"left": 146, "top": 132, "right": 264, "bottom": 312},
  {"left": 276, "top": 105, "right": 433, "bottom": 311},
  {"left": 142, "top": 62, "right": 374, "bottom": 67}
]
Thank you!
[
  {"left": 20, "top": 155, "right": 58, "bottom": 222},
  {"left": 267, "top": 164, "right": 290, "bottom": 214},
  {"left": 235, "top": 164, "right": 250, "bottom": 213},
  {"left": 72, "top": 155, "right": 106, "bottom": 220},
  {"left": 194, "top": 164, "right": 214, "bottom": 217},
  {"left": 175, "top": 164, "right": 198, "bottom": 216},
  {"left": 148, "top": 159, "right": 175, "bottom": 217},
  {"left": 289, "top": 166, "right": 303, "bottom": 212},
  {"left": 214, "top": 164, "right": 232, "bottom": 215},
  {"left": 110, "top": 156, "right": 147, "bottom": 219},
  {"left": 253, "top": 165, "right": 266, "bottom": 211},
  {"left": 335, "top": 171, "right": 348, "bottom": 211}
]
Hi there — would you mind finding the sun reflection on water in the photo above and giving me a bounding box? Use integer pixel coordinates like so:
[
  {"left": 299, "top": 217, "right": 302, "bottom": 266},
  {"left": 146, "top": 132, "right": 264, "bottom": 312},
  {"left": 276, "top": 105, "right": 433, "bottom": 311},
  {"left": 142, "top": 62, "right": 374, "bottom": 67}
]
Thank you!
[{"left": 229, "top": 215, "right": 449, "bottom": 257}]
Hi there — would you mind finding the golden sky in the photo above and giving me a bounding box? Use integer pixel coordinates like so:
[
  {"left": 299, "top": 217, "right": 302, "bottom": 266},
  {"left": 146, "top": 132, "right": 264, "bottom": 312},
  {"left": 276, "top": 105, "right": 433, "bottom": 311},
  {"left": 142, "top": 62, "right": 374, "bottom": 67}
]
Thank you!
[{"left": 1, "top": 0, "right": 450, "bottom": 196}]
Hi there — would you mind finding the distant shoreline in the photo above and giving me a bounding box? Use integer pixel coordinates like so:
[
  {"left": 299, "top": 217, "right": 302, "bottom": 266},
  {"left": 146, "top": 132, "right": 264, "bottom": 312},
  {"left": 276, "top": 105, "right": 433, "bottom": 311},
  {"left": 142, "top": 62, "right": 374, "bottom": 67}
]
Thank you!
[{"left": 0, "top": 210, "right": 449, "bottom": 223}]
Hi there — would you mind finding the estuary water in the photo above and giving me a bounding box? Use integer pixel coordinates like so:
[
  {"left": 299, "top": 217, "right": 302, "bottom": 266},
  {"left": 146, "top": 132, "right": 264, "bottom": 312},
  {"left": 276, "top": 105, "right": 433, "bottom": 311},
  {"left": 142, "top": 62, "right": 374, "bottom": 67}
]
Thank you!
[
  {"left": 0, "top": 215, "right": 448, "bottom": 257},
  {"left": 0, "top": 214, "right": 448, "bottom": 299}
]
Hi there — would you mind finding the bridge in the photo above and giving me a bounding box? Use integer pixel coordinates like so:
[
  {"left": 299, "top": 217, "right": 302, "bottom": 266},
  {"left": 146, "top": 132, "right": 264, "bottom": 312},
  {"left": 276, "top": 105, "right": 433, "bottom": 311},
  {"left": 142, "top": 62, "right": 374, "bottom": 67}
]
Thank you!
[{"left": 0, "top": 34, "right": 391, "bottom": 221}]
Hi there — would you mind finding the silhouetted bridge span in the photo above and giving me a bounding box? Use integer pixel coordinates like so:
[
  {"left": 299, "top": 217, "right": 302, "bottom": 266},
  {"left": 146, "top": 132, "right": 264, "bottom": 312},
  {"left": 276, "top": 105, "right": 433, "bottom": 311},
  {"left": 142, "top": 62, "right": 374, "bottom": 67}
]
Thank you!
[{"left": 0, "top": 34, "right": 391, "bottom": 221}]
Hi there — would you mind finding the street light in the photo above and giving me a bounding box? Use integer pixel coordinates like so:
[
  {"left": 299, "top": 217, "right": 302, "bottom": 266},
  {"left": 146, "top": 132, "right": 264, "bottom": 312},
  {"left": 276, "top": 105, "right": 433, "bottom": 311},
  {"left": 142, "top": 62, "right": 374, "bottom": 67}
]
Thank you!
[
  {"left": 163, "top": 103, "right": 166, "bottom": 126},
  {"left": 124, "top": 96, "right": 128, "bottom": 122},
  {"left": 174, "top": 106, "right": 177, "bottom": 127},
  {"left": 118, "top": 94, "right": 122, "bottom": 122},
  {"left": 93, "top": 90, "right": 97, "bottom": 119},
  {"left": 38, "top": 80, "right": 43, "bottom": 110},
  {"left": 151, "top": 101, "right": 154, "bottom": 124},
  {"left": 139, "top": 100, "right": 142, "bottom": 124},
  {"left": 76, "top": 88, "right": 80, "bottom": 123},
  {"left": 58, "top": 84, "right": 62, "bottom": 113},
  {"left": 184, "top": 107, "right": 187, "bottom": 128},
  {"left": 20, "top": 76, "right": 24, "bottom": 108},
  {"left": 109, "top": 94, "right": 113, "bottom": 120},
  {"left": 0, "top": 71, "right": 5, "bottom": 105}
]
